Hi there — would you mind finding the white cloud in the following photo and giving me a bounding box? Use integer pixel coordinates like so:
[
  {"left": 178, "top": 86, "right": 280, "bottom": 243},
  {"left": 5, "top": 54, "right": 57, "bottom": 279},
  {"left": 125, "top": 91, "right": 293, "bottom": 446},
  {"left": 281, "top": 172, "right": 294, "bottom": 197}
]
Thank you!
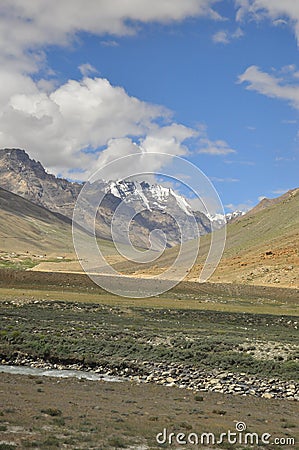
[
  {"left": 0, "top": 0, "right": 230, "bottom": 181},
  {"left": 78, "top": 63, "right": 98, "bottom": 77},
  {"left": 212, "top": 31, "right": 230, "bottom": 44},
  {"left": 0, "top": 69, "right": 228, "bottom": 180},
  {"left": 275, "top": 156, "right": 296, "bottom": 162},
  {"left": 0, "top": 72, "right": 204, "bottom": 181},
  {"left": 198, "top": 140, "right": 235, "bottom": 155},
  {"left": 88, "top": 124, "right": 197, "bottom": 181},
  {"left": 280, "top": 64, "right": 296, "bottom": 74},
  {"left": 225, "top": 201, "right": 253, "bottom": 212},
  {"left": 273, "top": 19, "right": 288, "bottom": 27},
  {"left": 272, "top": 188, "right": 290, "bottom": 195},
  {"left": 0, "top": 0, "right": 222, "bottom": 71},
  {"left": 212, "top": 27, "right": 243, "bottom": 44},
  {"left": 197, "top": 126, "right": 236, "bottom": 155},
  {"left": 211, "top": 177, "right": 240, "bottom": 182},
  {"left": 100, "top": 40, "right": 119, "bottom": 47},
  {"left": 235, "top": 0, "right": 299, "bottom": 45},
  {"left": 258, "top": 189, "right": 290, "bottom": 201},
  {"left": 282, "top": 120, "right": 297, "bottom": 124},
  {"left": 0, "top": 75, "right": 178, "bottom": 177},
  {"left": 238, "top": 65, "right": 299, "bottom": 109},
  {"left": 140, "top": 124, "right": 196, "bottom": 156},
  {"left": 224, "top": 159, "right": 255, "bottom": 165}
]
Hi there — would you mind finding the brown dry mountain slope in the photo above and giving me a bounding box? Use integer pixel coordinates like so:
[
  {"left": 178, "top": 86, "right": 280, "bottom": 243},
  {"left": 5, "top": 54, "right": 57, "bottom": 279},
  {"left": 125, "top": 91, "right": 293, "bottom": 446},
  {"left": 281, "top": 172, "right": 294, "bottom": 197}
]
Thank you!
[
  {"left": 0, "top": 148, "right": 81, "bottom": 218},
  {"left": 192, "top": 187, "right": 299, "bottom": 288},
  {"left": 0, "top": 186, "right": 126, "bottom": 270},
  {"left": 0, "top": 148, "right": 211, "bottom": 248},
  {"left": 0, "top": 147, "right": 297, "bottom": 289},
  {"left": 0, "top": 186, "right": 74, "bottom": 260},
  {"left": 111, "top": 188, "right": 299, "bottom": 289},
  {"left": 28, "top": 187, "right": 298, "bottom": 289}
]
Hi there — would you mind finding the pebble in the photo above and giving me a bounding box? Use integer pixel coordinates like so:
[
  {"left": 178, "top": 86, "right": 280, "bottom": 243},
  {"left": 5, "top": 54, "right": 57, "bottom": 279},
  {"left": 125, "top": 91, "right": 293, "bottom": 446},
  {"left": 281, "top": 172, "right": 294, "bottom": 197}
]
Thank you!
[{"left": 2, "top": 356, "right": 298, "bottom": 401}]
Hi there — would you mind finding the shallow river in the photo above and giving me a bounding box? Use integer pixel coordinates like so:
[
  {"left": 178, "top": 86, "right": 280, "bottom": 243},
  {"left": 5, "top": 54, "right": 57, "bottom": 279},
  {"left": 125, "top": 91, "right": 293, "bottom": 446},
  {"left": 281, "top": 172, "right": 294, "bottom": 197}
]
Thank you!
[{"left": 0, "top": 364, "right": 123, "bottom": 382}]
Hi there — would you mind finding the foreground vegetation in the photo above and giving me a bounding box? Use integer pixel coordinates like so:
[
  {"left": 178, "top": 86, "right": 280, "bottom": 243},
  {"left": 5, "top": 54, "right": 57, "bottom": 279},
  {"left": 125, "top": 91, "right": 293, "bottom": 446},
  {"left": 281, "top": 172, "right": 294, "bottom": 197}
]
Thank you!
[
  {"left": 1, "top": 371, "right": 298, "bottom": 449},
  {"left": 0, "top": 271, "right": 298, "bottom": 448},
  {"left": 0, "top": 298, "right": 298, "bottom": 381}
]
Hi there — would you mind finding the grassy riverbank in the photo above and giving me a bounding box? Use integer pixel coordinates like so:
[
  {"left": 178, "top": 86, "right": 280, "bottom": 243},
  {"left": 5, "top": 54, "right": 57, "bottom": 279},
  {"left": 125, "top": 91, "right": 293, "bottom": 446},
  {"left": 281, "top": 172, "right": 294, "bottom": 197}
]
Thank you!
[
  {"left": 0, "top": 272, "right": 298, "bottom": 448},
  {"left": 0, "top": 298, "right": 298, "bottom": 381}
]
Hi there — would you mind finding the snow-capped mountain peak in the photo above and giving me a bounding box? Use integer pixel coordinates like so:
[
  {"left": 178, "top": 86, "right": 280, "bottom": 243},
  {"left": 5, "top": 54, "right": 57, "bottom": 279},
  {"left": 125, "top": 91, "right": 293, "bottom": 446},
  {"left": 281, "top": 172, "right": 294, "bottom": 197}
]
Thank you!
[
  {"left": 105, "top": 179, "right": 193, "bottom": 216},
  {"left": 225, "top": 210, "right": 246, "bottom": 222},
  {"left": 206, "top": 210, "right": 246, "bottom": 228},
  {"left": 104, "top": 179, "right": 246, "bottom": 229}
]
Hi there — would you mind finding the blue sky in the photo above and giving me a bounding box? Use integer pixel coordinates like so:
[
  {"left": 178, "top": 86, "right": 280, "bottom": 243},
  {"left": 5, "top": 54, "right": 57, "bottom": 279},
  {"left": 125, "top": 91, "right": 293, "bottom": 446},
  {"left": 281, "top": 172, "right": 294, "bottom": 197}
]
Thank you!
[{"left": 0, "top": 1, "right": 298, "bottom": 212}]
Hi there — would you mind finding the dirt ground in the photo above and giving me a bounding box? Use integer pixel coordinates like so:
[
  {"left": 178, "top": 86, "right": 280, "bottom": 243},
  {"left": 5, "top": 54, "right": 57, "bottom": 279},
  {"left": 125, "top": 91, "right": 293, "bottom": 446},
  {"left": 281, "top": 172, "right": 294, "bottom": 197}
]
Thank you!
[
  {"left": 0, "top": 269, "right": 298, "bottom": 303},
  {"left": 0, "top": 269, "right": 298, "bottom": 449},
  {"left": 27, "top": 255, "right": 299, "bottom": 291},
  {"left": 0, "top": 373, "right": 298, "bottom": 449}
]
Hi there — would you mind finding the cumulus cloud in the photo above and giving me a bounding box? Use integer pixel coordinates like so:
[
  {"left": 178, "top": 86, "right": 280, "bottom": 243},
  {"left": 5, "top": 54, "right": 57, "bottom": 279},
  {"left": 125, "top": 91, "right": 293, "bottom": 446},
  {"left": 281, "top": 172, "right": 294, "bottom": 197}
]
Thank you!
[
  {"left": 0, "top": 70, "right": 207, "bottom": 181},
  {"left": 238, "top": 65, "right": 299, "bottom": 109},
  {"left": 0, "top": 75, "right": 173, "bottom": 176},
  {"left": 198, "top": 140, "right": 235, "bottom": 155},
  {"left": 140, "top": 124, "right": 197, "bottom": 155},
  {"left": 0, "top": 69, "right": 231, "bottom": 180},
  {"left": 235, "top": 0, "right": 299, "bottom": 45},
  {"left": 0, "top": 0, "right": 229, "bottom": 180},
  {"left": 212, "top": 27, "right": 243, "bottom": 44},
  {"left": 212, "top": 30, "right": 230, "bottom": 44},
  {"left": 78, "top": 63, "right": 98, "bottom": 77},
  {"left": 0, "top": 0, "right": 222, "bottom": 71},
  {"left": 88, "top": 124, "right": 198, "bottom": 181},
  {"left": 197, "top": 126, "right": 236, "bottom": 155}
]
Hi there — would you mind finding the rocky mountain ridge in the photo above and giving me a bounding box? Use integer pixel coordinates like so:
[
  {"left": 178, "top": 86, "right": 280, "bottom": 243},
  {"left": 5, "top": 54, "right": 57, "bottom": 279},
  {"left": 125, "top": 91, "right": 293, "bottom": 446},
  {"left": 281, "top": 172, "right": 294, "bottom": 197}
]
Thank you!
[{"left": 0, "top": 148, "right": 213, "bottom": 247}]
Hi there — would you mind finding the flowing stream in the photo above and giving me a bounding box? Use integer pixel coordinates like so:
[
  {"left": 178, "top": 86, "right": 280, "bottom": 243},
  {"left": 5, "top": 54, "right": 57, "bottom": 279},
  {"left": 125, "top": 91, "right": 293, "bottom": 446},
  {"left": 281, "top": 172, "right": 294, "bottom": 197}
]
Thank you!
[{"left": 0, "top": 364, "right": 123, "bottom": 382}]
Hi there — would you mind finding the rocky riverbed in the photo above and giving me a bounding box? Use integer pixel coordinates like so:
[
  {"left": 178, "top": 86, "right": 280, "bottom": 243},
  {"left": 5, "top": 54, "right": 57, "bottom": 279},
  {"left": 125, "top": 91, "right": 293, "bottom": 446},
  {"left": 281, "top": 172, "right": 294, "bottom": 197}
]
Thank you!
[{"left": 2, "top": 356, "right": 298, "bottom": 401}]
